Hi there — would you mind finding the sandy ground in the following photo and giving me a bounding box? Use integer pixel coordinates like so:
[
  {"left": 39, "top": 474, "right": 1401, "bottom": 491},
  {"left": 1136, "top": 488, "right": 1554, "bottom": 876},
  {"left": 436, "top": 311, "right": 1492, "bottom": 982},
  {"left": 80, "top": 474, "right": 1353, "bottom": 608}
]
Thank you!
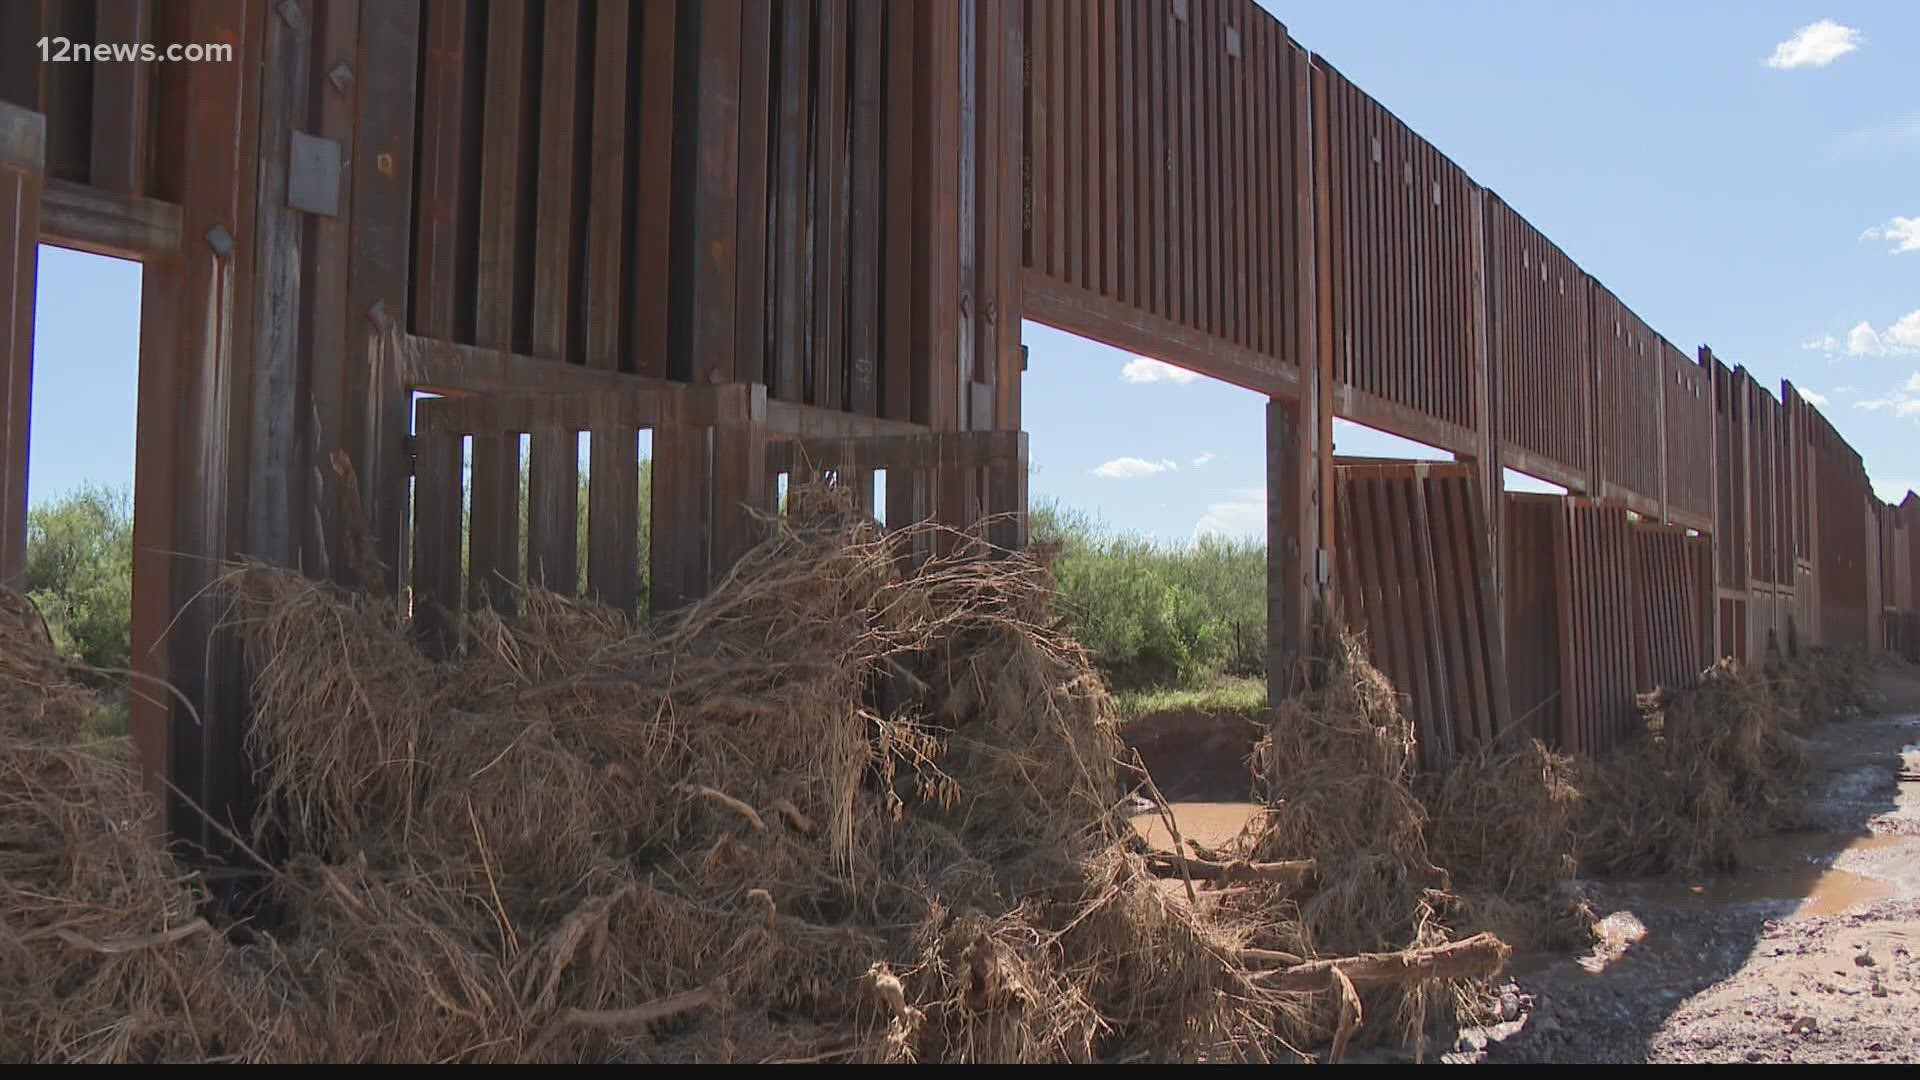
[{"left": 1468, "top": 662, "right": 1920, "bottom": 1064}]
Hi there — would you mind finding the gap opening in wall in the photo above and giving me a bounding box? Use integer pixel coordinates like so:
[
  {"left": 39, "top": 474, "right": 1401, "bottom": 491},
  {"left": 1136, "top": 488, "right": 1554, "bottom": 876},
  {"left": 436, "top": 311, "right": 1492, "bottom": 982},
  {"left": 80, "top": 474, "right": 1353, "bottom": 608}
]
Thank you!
[
  {"left": 1328, "top": 417, "right": 1454, "bottom": 464},
  {"left": 1502, "top": 467, "right": 1569, "bottom": 496},
  {"left": 23, "top": 246, "right": 142, "bottom": 737},
  {"left": 1020, "top": 320, "right": 1268, "bottom": 801},
  {"left": 404, "top": 389, "right": 440, "bottom": 618}
]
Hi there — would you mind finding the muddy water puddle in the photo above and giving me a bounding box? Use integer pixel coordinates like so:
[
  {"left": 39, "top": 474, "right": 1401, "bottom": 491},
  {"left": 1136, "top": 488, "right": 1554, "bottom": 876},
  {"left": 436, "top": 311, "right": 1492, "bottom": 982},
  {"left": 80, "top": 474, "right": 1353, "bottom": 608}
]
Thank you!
[
  {"left": 1129, "top": 801, "right": 1265, "bottom": 852},
  {"left": 1128, "top": 811, "right": 1898, "bottom": 919},
  {"left": 1644, "top": 832, "right": 1900, "bottom": 920}
]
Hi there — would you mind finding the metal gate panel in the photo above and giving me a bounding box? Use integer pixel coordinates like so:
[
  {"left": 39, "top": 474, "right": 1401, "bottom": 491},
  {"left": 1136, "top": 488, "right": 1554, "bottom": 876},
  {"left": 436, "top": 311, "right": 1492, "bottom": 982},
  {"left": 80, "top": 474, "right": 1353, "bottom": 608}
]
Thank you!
[{"left": 1334, "top": 460, "right": 1508, "bottom": 771}]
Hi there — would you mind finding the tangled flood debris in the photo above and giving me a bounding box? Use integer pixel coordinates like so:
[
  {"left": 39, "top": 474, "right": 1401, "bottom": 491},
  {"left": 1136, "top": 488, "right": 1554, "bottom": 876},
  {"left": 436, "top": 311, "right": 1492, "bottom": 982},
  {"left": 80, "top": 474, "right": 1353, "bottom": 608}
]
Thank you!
[{"left": 0, "top": 489, "right": 1870, "bottom": 1063}]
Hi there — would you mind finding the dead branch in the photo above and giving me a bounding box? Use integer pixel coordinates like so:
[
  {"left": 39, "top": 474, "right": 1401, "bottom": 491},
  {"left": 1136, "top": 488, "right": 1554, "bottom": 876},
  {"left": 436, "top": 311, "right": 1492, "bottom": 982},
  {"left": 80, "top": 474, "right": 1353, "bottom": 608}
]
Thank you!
[
  {"left": 529, "top": 980, "right": 727, "bottom": 1055},
  {"left": 1328, "top": 968, "right": 1362, "bottom": 1064},
  {"left": 1145, "top": 852, "right": 1317, "bottom": 888},
  {"left": 1252, "top": 932, "right": 1511, "bottom": 992},
  {"left": 768, "top": 798, "right": 816, "bottom": 836},
  {"left": 1185, "top": 836, "right": 1228, "bottom": 862},
  {"left": 517, "top": 885, "right": 634, "bottom": 1015},
  {"left": 866, "top": 963, "right": 924, "bottom": 1033},
  {"left": 52, "top": 917, "right": 210, "bottom": 955},
  {"left": 1128, "top": 749, "right": 1196, "bottom": 904},
  {"left": 674, "top": 783, "right": 768, "bottom": 832},
  {"left": 747, "top": 887, "right": 776, "bottom": 929}
]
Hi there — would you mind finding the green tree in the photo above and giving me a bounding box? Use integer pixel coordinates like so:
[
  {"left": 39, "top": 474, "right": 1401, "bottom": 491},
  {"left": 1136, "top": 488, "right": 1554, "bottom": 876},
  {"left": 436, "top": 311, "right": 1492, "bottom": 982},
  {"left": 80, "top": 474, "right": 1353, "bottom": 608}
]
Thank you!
[
  {"left": 1031, "top": 496, "right": 1266, "bottom": 688},
  {"left": 23, "top": 483, "right": 134, "bottom": 669}
]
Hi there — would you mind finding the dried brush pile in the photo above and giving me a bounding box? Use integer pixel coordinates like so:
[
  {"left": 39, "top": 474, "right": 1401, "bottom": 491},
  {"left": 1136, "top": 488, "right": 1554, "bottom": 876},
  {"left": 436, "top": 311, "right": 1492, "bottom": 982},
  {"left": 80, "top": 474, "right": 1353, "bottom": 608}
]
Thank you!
[
  {"left": 1230, "top": 634, "right": 1509, "bottom": 1051},
  {"left": 1771, "top": 646, "right": 1873, "bottom": 732},
  {"left": 0, "top": 590, "right": 287, "bottom": 1063},
  {"left": 1579, "top": 658, "right": 1809, "bottom": 877},
  {"left": 1420, "top": 736, "right": 1592, "bottom": 953},
  {"left": 3, "top": 489, "right": 1530, "bottom": 1064},
  {"left": 217, "top": 490, "right": 1299, "bottom": 1063}
]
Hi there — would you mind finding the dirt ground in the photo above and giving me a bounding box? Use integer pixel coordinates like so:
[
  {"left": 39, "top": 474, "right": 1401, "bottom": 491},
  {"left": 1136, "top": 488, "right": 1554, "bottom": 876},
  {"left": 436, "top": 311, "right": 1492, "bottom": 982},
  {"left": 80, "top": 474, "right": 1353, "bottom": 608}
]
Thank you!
[{"left": 1457, "top": 662, "right": 1920, "bottom": 1064}]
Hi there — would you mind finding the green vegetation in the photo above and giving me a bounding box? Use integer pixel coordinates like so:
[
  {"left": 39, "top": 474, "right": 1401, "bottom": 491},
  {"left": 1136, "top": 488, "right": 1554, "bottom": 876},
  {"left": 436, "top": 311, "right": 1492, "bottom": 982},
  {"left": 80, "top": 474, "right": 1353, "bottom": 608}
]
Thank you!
[
  {"left": 1111, "top": 675, "right": 1267, "bottom": 722},
  {"left": 1032, "top": 497, "right": 1266, "bottom": 693},
  {"left": 23, "top": 484, "right": 132, "bottom": 671},
  {"left": 87, "top": 694, "right": 130, "bottom": 739}
]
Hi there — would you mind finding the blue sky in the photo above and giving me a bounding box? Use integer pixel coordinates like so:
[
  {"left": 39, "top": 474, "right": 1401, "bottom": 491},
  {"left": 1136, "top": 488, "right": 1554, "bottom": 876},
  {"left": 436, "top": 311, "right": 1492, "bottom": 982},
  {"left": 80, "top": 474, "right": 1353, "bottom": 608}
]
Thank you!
[
  {"left": 28, "top": 5, "right": 1920, "bottom": 544},
  {"left": 28, "top": 246, "right": 140, "bottom": 502}
]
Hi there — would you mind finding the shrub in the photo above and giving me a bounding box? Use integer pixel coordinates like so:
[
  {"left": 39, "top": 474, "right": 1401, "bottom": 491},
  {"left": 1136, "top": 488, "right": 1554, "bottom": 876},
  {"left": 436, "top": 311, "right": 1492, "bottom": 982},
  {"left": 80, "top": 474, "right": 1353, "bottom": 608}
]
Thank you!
[
  {"left": 1032, "top": 497, "right": 1266, "bottom": 688},
  {"left": 24, "top": 483, "right": 133, "bottom": 670}
]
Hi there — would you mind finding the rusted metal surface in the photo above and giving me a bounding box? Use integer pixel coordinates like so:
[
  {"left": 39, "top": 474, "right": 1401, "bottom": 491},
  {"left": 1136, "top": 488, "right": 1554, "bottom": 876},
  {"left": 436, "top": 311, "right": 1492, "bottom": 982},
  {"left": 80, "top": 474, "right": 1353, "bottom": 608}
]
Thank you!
[
  {"left": 1588, "top": 283, "right": 1664, "bottom": 518},
  {"left": 1317, "top": 61, "right": 1479, "bottom": 456},
  {"left": 148, "top": 0, "right": 264, "bottom": 843},
  {"left": 1504, "top": 494, "right": 1701, "bottom": 757},
  {"left": 37, "top": 178, "right": 180, "bottom": 260},
  {"left": 1021, "top": 0, "right": 1304, "bottom": 394},
  {"left": 765, "top": 430, "right": 1029, "bottom": 552},
  {"left": 1632, "top": 523, "right": 1709, "bottom": 693},
  {"left": 1553, "top": 499, "right": 1640, "bottom": 756},
  {"left": 1507, "top": 490, "right": 1716, "bottom": 755},
  {"left": 1708, "top": 353, "right": 1749, "bottom": 591},
  {"left": 1809, "top": 404, "right": 1871, "bottom": 648},
  {"left": 1504, "top": 495, "right": 1563, "bottom": 743},
  {"left": 1486, "top": 194, "right": 1592, "bottom": 492},
  {"left": 343, "top": 2, "right": 421, "bottom": 597},
  {"left": 411, "top": 383, "right": 769, "bottom": 623},
  {"left": 1662, "top": 342, "right": 1713, "bottom": 530},
  {"left": 1890, "top": 498, "right": 1917, "bottom": 616},
  {"left": 1333, "top": 461, "right": 1508, "bottom": 771},
  {"left": 398, "top": 0, "right": 917, "bottom": 420},
  {"left": 0, "top": 0, "right": 155, "bottom": 189},
  {"left": 1742, "top": 371, "right": 1788, "bottom": 590}
]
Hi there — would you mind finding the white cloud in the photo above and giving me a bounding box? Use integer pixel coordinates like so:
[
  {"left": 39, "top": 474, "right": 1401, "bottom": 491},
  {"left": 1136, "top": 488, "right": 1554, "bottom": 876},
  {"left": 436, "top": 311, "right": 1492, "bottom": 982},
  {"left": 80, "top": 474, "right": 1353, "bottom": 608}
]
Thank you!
[
  {"left": 1766, "top": 20, "right": 1862, "bottom": 69},
  {"left": 1862, "top": 216, "right": 1920, "bottom": 254},
  {"left": 1856, "top": 374, "right": 1920, "bottom": 419},
  {"left": 1192, "top": 488, "right": 1267, "bottom": 541},
  {"left": 1847, "top": 321, "right": 1886, "bottom": 356},
  {"left": 1842, "top": 117, "right": 1920, "bottom": 150},
  {"left": 1800, "top": 388, "right": 1829, "bottom": 407},
  {"left": 1092, "top": 456, "right": 1177, "bottom": 479},
  {"left": 1823, "top": 314, "right": 1920, "bottom": 359},
  {"left": 1191, "top": 451, "right": 1216, "bottom": 467},
  {"left": 1120, "top": 357, "right": 1199, "bottom": 385},
  {"left": 1832, "top": 385, "right": 1856, "bottom": 395},
  {"left": 1889, "top": 309, "right": 1920, "bottom": 352}
]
